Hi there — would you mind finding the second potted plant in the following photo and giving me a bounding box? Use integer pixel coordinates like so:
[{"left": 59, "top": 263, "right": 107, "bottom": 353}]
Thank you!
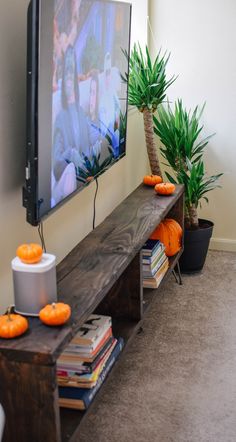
[{"left": 153, "top": 100, "right": 223, "bottom": 272}]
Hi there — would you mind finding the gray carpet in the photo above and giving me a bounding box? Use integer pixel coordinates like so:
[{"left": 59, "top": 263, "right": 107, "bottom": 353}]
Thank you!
[{"left": 77, "top": 251, "right": 236, "bottom": 442}]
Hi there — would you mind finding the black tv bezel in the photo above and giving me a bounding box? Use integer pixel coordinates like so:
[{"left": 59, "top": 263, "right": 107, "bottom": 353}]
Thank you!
[
  {"left": 23, "top": 0, "right": 39, "bottom": 226},
  {"left": 23, "top": 0, "right": 132, "bottom": 227}
]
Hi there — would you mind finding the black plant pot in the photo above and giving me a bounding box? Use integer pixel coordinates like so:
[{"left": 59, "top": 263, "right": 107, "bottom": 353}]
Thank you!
[{"left": 179, "top": 219, "right": 214, "bottom": 273}]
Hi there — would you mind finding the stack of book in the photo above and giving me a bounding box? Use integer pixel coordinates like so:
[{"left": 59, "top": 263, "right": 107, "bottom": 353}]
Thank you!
[
  {"left": 142, "top": 239, "right": 169, "bottom": 289},
  {"left": 57, "top": 314, "right": 124, "bottom": 410}
]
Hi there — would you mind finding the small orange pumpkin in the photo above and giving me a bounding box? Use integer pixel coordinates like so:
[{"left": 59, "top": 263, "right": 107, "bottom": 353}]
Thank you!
[
  {"left": 39, "top": 302, "right": 71, "bottom": 326},
  {"left": 143, "top": 175, "right": 163, "bottom": 187},
  {"left": 16, "top": 243, "right": 43, "bottom": 264},
  {"left": 150, "top": 218, "right": 182, "bottom": 257},
  {"left": 154, "top": 182, "right": 176, "bottom": 195},
  {"left": 0, "top": 308, "right": 28, "bottom": 339}
]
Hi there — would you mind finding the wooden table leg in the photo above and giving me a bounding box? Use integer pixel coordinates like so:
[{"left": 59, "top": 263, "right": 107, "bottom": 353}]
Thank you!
[{"left": 0, "top": 354, "right": 61, "bottom": 442}]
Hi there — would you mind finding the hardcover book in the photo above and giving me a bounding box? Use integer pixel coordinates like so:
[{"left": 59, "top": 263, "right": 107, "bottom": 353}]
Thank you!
[
  {"left": 143, "top": 258, "right": 169, "bottom": 289},
  {"left": 142, "top": 250, "right": 167, "bottom": 277},
  {"left": 142, "top": 243, "right": 165, "bottom": 264},
  {"left": 67, "top": 322, "right": 112, "bottom": 353},
  {"left": 58, "top": 339, "right": 117, "bottom": 389},
  {"left": 142, "top": 239, "right": 161, "bottom": 256},
  {"left": 57, "top": 336, "right": 114, "bottom": 374},
  {"left": 59, "top": 337, "right": 124, "bottom": 410},
  {"left": 59, "top": 328, "right": 112, "bottom": 363},
  {"left": 71, "top": 314, "right": 112, "bottom": 346}
]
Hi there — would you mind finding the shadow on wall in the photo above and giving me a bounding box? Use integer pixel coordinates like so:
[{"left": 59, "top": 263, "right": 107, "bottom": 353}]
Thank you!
[{"left": 0, "top": 1, "right": 28, "bottom": 194}]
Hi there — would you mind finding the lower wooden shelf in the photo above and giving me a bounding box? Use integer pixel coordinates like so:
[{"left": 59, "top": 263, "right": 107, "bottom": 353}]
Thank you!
[
  {"left": 60, "top": 317, "right": 141, "bottom": 442},
  {"left": 60, "top": 249, "right": 183, "bottom": 441}
]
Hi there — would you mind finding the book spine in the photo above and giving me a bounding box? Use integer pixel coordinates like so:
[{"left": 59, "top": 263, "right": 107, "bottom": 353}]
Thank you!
[
  {"left": 142, "top": 245, "right": 165, "bottom": 262},
  {"left": 143, "top": 261, "right": 169, "bottom": 288},
  {"left": 142, "top": 243, "right": 162, "bottom": 257},
  {"left": 142, "top": 251, "right": 166, "bottom": 272},
  {"left": 143, "top": 270, "right": 166, "bottom": 289},
  {"left": 83, "top": 337, "right": 124, "bottom": 408},
  {"left": 142, "top": 239, "right": 160, "bottom": 251},
  {"left": 62, "top": 328, "right": 113, "bottom": 359},
  {"left": 143, "top": 255, "right": 168, "bottom": 277},
  {"left": 84, "top": 336, "right": 115, "bottom": 372}
]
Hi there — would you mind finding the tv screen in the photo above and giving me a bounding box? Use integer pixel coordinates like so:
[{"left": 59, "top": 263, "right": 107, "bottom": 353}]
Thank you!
[{"left": 23, "top": 0, "right": 132, "bottom": 225}]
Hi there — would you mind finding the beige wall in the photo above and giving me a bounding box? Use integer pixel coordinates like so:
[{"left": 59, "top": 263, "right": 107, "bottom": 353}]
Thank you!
[
  {"left": 149, "top": 0, "right": 236, "bottom": 251},
  {"left": 0, "top": 0, "right": 149, "bottom": 313}
]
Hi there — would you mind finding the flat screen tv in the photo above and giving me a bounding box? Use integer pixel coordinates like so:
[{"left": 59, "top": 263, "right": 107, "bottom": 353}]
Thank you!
[{"left": 23, "top": 0, "right": 132, "bottom": 225}]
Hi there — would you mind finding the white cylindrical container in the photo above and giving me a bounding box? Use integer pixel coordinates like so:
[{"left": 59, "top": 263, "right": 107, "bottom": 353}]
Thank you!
[{"left": 11, "top": 253, "right": 57, "bottom": 316}]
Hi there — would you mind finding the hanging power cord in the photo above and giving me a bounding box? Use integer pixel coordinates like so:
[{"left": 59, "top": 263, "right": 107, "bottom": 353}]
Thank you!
[
  {"left": 93, "top": 178, "right": 99, "bottom": 230},
  {"left": 38, "top": 221, "right": 47, "bottom": 252}
]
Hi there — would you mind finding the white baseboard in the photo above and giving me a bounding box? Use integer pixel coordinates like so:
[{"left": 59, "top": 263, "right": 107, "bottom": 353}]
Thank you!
[{"left": 210, "top": 237, "right": 236, "bottom": 252}]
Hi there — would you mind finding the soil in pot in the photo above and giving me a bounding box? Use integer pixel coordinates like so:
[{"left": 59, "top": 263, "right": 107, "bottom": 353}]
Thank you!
[{"left": 179, "top": 219, "right": 214, "bottom": 273}]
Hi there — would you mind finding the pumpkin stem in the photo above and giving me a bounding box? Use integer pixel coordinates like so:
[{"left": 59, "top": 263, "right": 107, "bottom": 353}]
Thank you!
[
  {"left": 7, "top": 307, "right": 13, "bottom": 322},
  {"left": 52, "top": 303, "right": 56, "bottom": 309}
]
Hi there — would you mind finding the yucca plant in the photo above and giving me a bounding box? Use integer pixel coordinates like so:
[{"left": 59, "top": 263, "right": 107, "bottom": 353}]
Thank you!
[
  {"left": 153, "top": 100, "right": 214, "bottom": 173},
  {"left": 153, "top": 99, "right": 223, "bottom": 229},
  {"left": 165, "top": 159, "right": 223, "bottom": 229},
  {"left": 122, "top": 43, "right": 176, "bottom": 177}
]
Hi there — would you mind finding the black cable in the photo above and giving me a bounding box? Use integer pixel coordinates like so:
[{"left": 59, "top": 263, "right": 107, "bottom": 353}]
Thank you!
[
  {"left": 38, "top": 221, "right": 47, "bottom": 253},
  {"left": 38, "top": 223, "right": 43, "bottom": 251},
  {"left": 37, "top": 224, "right": 42, "bottom": 247},
  {"left": 41, "top": 221, "right": 46, "bottom": 252},
  {"left": 93, "top": 178, "right": 99, "bottom": 230}
]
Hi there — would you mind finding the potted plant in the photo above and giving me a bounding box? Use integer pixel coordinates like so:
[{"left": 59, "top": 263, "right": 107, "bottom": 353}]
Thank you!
[
  {"left": 122, "top": 43, "right": 176, "bottom": 177},
  {"left": 153, "top": 99, "right": 223, "bottom": 272}
]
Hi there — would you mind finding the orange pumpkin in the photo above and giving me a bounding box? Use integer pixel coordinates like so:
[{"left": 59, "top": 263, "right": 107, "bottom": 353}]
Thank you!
[
  {"left": 39, "top": 302, "right": 71, "bottom": 326},
  {"left": 143, "top": 175, "right": 163, "bottom": 187},
  {"left": 154, "top": 182, "right": 175, "bottom": 195},
  {"left": 150, "top": 218, "right": 182, "bottom": 256},
  {"left": 0, "top": 309, "right": 28, "bottom": 339},
  {"left": 16, "top": 243, "right": 43, "bottom": 264}
]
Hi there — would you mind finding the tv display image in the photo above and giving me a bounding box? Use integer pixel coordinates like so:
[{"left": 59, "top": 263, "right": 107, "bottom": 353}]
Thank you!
[{"left": 24, "top": 0, "right": 132, "bottom": 225}]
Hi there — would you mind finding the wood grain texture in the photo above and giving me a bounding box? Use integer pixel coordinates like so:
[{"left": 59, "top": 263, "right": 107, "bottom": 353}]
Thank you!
[
  {"left": 0, "top": 354, "right": 60, "bottom": 442},
  {"left": 0, "top": 184, "right": 184, "bottom": 366},
  {"left": 96, "top": 253, "right": 143, "bottom": 321}
]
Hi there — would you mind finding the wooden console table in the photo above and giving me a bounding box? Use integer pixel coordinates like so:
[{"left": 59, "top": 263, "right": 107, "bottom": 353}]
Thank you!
[{"left": 0, "top": 183, "right": 184, "bottom": 442}]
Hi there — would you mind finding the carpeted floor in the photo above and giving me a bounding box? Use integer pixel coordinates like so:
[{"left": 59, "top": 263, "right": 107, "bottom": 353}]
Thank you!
[{"left": 77, "top": 251, "right": 236, "bottom": 442}]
